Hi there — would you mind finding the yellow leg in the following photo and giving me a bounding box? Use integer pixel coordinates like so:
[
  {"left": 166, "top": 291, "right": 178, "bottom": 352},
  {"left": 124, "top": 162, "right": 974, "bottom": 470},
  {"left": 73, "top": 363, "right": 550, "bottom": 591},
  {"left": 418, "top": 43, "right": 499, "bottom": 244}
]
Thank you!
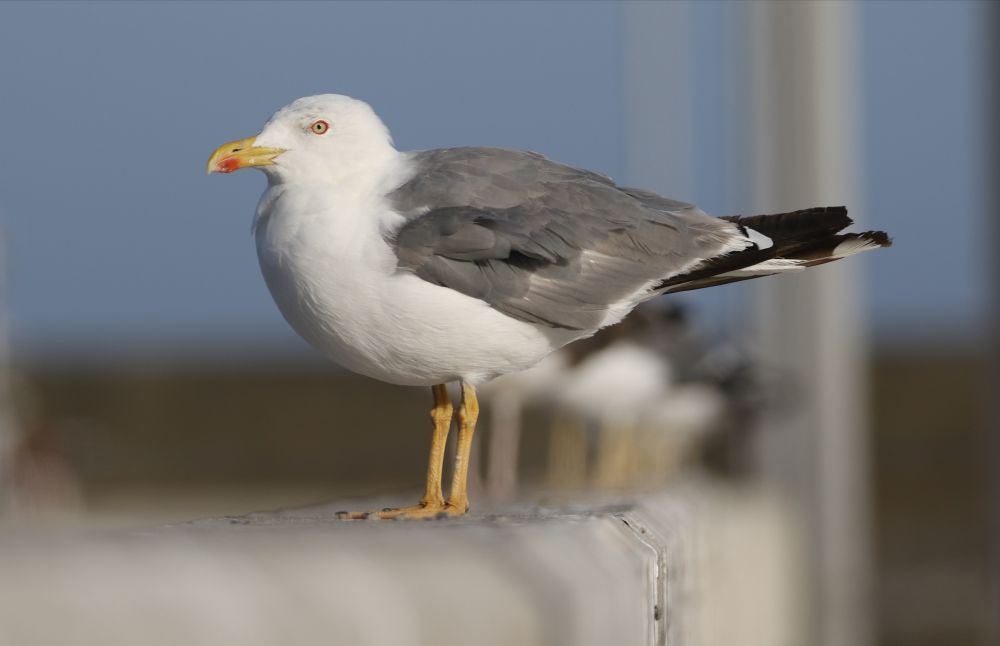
[
  {"left": 445, "top": 382, "right": 480, "bottom": 515},
  {"left": 336, "top": 384, "right": 454, "bottom": 520}
]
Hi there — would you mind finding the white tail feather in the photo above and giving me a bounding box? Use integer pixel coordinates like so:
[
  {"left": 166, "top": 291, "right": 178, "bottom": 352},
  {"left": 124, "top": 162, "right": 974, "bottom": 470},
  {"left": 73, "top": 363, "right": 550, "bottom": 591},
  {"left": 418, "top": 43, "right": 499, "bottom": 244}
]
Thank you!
[{"left": 831, "top": 234, "right": 884, "bottom": 258}]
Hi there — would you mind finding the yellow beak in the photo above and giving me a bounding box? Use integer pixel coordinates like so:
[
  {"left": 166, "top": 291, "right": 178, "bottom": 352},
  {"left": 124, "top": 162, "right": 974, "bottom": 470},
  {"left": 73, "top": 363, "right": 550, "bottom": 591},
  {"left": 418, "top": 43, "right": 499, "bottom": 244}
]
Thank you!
[{"left": 206, "top": 136, "right": 285, "bottom": 174}]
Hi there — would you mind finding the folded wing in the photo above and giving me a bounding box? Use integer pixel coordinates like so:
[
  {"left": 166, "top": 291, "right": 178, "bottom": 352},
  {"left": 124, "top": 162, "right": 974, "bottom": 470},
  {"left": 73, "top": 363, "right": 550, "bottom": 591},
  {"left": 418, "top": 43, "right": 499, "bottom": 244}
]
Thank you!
[{"left": 388, "top": 148, "right": 750, "bottom": 330}]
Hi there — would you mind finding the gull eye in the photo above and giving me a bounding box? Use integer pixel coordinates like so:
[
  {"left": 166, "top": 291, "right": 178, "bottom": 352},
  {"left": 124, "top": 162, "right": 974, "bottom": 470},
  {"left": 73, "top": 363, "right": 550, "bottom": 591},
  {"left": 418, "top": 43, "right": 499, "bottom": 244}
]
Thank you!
[{"left": 309, "top": 120, "right": 330, "bottom": 135}]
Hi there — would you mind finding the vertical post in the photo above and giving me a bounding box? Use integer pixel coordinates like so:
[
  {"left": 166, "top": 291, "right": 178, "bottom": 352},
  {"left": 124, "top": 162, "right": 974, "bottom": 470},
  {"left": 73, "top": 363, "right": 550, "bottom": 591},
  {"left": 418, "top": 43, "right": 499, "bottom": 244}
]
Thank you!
[
  {"left": 485, "top": 389, "right": 521, "bottom": 502},
  {"left": 985, "top": 1, "right": 1000, "bottom": 641},
  {"left": 746, "top": 3, "right": 872, "bottom": 646},
  {"left": 0, "top": 226, "right": 17, "bottom": 513}
]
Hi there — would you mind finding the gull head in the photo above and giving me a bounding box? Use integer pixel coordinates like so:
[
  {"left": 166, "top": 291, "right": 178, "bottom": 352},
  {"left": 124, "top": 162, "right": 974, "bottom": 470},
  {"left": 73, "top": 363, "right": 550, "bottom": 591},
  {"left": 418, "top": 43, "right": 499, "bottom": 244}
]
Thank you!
[{"left": 207, "top": 94, "right": 396, "bottom": 184}]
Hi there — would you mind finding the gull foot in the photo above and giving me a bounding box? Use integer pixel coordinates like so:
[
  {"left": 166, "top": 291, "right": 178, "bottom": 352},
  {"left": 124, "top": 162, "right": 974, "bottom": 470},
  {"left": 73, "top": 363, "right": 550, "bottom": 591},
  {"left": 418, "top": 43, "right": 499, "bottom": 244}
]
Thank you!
[
  {"left": 445, "top": 496, "right": 469, "bottom": 517},
  {"left": 333, "top": 501, "right": 465, "bottom": 521},
  {"left": 377, "top": 503, "right": 452, "bottom": 520}
]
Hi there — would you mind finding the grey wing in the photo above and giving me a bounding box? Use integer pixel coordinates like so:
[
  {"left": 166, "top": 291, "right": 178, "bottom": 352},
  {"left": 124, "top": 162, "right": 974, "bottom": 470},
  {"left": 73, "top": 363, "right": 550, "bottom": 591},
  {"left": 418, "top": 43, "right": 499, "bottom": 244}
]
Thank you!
[{"left": 388, "top": 148, "right": 746, "bottom": 331}]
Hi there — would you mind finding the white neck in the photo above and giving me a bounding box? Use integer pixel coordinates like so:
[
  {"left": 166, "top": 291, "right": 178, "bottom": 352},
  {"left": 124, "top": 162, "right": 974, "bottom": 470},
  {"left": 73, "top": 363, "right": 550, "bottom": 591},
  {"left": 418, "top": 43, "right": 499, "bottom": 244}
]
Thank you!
[{"left": 263, "top": 141, "right": 405, "bottom": 197}]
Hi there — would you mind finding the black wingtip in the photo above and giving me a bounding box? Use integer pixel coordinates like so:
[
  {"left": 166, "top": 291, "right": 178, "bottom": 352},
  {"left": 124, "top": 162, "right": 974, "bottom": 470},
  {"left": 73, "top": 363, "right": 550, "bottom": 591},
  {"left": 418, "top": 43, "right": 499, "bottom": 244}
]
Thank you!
[
  {"left": 721, "top": 205, "right": 854, "bottom": 241},
  {"left": 860, "top": 230, "right": 893, "bottom": 248}
]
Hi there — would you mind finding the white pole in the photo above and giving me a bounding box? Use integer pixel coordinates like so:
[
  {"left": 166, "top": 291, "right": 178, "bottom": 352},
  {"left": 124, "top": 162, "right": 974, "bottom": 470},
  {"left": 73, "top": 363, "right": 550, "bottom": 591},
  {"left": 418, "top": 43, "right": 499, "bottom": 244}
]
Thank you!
[{"left": 746, "top": 3, "right": 872, "bottom": 646}]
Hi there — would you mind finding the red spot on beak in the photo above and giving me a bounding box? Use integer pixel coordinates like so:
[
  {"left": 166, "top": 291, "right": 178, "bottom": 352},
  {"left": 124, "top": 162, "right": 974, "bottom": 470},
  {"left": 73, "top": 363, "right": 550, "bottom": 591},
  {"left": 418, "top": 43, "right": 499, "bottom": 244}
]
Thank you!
[{"left": 217, "top": 157, "right": 242, "bottom": 173}]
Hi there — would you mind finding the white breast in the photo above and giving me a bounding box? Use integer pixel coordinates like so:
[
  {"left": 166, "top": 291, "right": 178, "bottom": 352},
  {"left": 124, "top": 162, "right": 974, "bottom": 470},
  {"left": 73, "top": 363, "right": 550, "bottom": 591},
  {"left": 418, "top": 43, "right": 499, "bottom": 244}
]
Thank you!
[{"left": 253, "top": 184, "right": 575, "bottom": 386}]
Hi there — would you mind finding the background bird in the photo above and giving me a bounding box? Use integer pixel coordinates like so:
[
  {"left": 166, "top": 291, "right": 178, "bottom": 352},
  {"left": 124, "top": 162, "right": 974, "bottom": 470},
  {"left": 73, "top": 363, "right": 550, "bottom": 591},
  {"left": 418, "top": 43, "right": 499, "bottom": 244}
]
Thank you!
[{"left": 207, "top": 94, "right": 891, "bottom": 520}]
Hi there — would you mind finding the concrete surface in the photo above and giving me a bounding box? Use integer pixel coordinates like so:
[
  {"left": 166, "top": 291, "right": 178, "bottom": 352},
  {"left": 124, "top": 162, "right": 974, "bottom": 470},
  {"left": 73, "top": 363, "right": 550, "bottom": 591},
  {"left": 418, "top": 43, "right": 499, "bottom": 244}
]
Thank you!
[{"left": 0, "top": 485, "right": 801, "bottom": 646}]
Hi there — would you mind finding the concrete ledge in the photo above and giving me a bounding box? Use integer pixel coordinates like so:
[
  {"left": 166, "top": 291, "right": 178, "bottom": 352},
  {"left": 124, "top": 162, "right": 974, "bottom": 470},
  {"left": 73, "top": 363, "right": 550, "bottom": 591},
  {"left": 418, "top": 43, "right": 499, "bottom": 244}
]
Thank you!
[{"left": 0, "top": 486, "right": 800, "bottom": 646}]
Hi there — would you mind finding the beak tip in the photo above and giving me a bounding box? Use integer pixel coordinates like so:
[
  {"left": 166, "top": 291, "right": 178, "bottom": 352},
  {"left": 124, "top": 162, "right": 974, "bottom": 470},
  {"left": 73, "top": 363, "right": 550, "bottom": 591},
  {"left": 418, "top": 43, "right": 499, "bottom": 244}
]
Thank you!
[
  {"left": 207, "top": 157, "right": 241, "bottom": 174},
  {"left": 207, "top": 135, "right": 280, "bottom": 175}
]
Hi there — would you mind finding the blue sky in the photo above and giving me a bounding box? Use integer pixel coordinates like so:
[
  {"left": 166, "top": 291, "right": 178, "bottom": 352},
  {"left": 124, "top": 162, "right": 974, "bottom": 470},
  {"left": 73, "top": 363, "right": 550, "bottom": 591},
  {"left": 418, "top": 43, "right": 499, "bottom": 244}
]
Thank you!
[{"left": 0, "top": 1, "right": 987, "bottom": 360}]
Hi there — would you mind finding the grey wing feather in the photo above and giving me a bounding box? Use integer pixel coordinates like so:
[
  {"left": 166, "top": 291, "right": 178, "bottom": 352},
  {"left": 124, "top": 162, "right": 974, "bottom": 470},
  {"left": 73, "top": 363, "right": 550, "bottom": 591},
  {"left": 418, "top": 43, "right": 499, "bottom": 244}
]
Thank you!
[{"left": 388, "top": 148, "right": 745, "bottom": 330}]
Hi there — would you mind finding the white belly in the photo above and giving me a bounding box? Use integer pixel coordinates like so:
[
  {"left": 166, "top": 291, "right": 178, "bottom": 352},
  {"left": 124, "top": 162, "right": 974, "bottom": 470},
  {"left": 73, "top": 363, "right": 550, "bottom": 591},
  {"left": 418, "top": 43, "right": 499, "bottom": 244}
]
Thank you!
[{"left": 254, "top": 190, "right": 573, "bottom": 386}]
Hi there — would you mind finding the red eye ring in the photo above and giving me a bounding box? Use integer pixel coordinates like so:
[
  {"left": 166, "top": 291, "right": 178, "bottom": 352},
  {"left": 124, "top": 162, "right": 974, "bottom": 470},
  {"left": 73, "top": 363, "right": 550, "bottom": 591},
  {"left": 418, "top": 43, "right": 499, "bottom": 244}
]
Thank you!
[{"left": 310, "top": 120, "right": 329, "bottom": 135}]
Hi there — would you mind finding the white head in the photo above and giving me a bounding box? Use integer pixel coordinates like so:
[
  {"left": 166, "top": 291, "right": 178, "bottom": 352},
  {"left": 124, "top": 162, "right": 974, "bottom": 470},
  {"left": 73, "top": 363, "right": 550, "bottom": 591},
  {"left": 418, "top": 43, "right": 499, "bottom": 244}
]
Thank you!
[{"left": 207, "top": 94, "right": 398, "bottom": 185}]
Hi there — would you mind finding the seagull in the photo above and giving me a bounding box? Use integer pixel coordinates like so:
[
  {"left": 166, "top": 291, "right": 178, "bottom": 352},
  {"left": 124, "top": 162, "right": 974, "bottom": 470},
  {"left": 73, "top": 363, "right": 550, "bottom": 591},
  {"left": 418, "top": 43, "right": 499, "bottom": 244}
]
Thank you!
[{"left": 207, "top": 94, "right": 891, "bottom": 519}]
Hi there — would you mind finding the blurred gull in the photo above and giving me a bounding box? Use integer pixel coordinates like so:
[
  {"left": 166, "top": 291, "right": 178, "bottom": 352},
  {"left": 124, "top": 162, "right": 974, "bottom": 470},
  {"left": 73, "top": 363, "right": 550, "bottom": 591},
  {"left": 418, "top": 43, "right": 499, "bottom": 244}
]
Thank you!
[
  {"left": 207, "top": 94, "right": 891, "bottom": 519},
  {"left": 553, "top": 339, "right": 672, "bottom": 490},
  {"left": 545, "top": 305, "right": 731, "bottom": 491},
  {"left": 481, "top": 303, "right": 712, "bottom": 498}
]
